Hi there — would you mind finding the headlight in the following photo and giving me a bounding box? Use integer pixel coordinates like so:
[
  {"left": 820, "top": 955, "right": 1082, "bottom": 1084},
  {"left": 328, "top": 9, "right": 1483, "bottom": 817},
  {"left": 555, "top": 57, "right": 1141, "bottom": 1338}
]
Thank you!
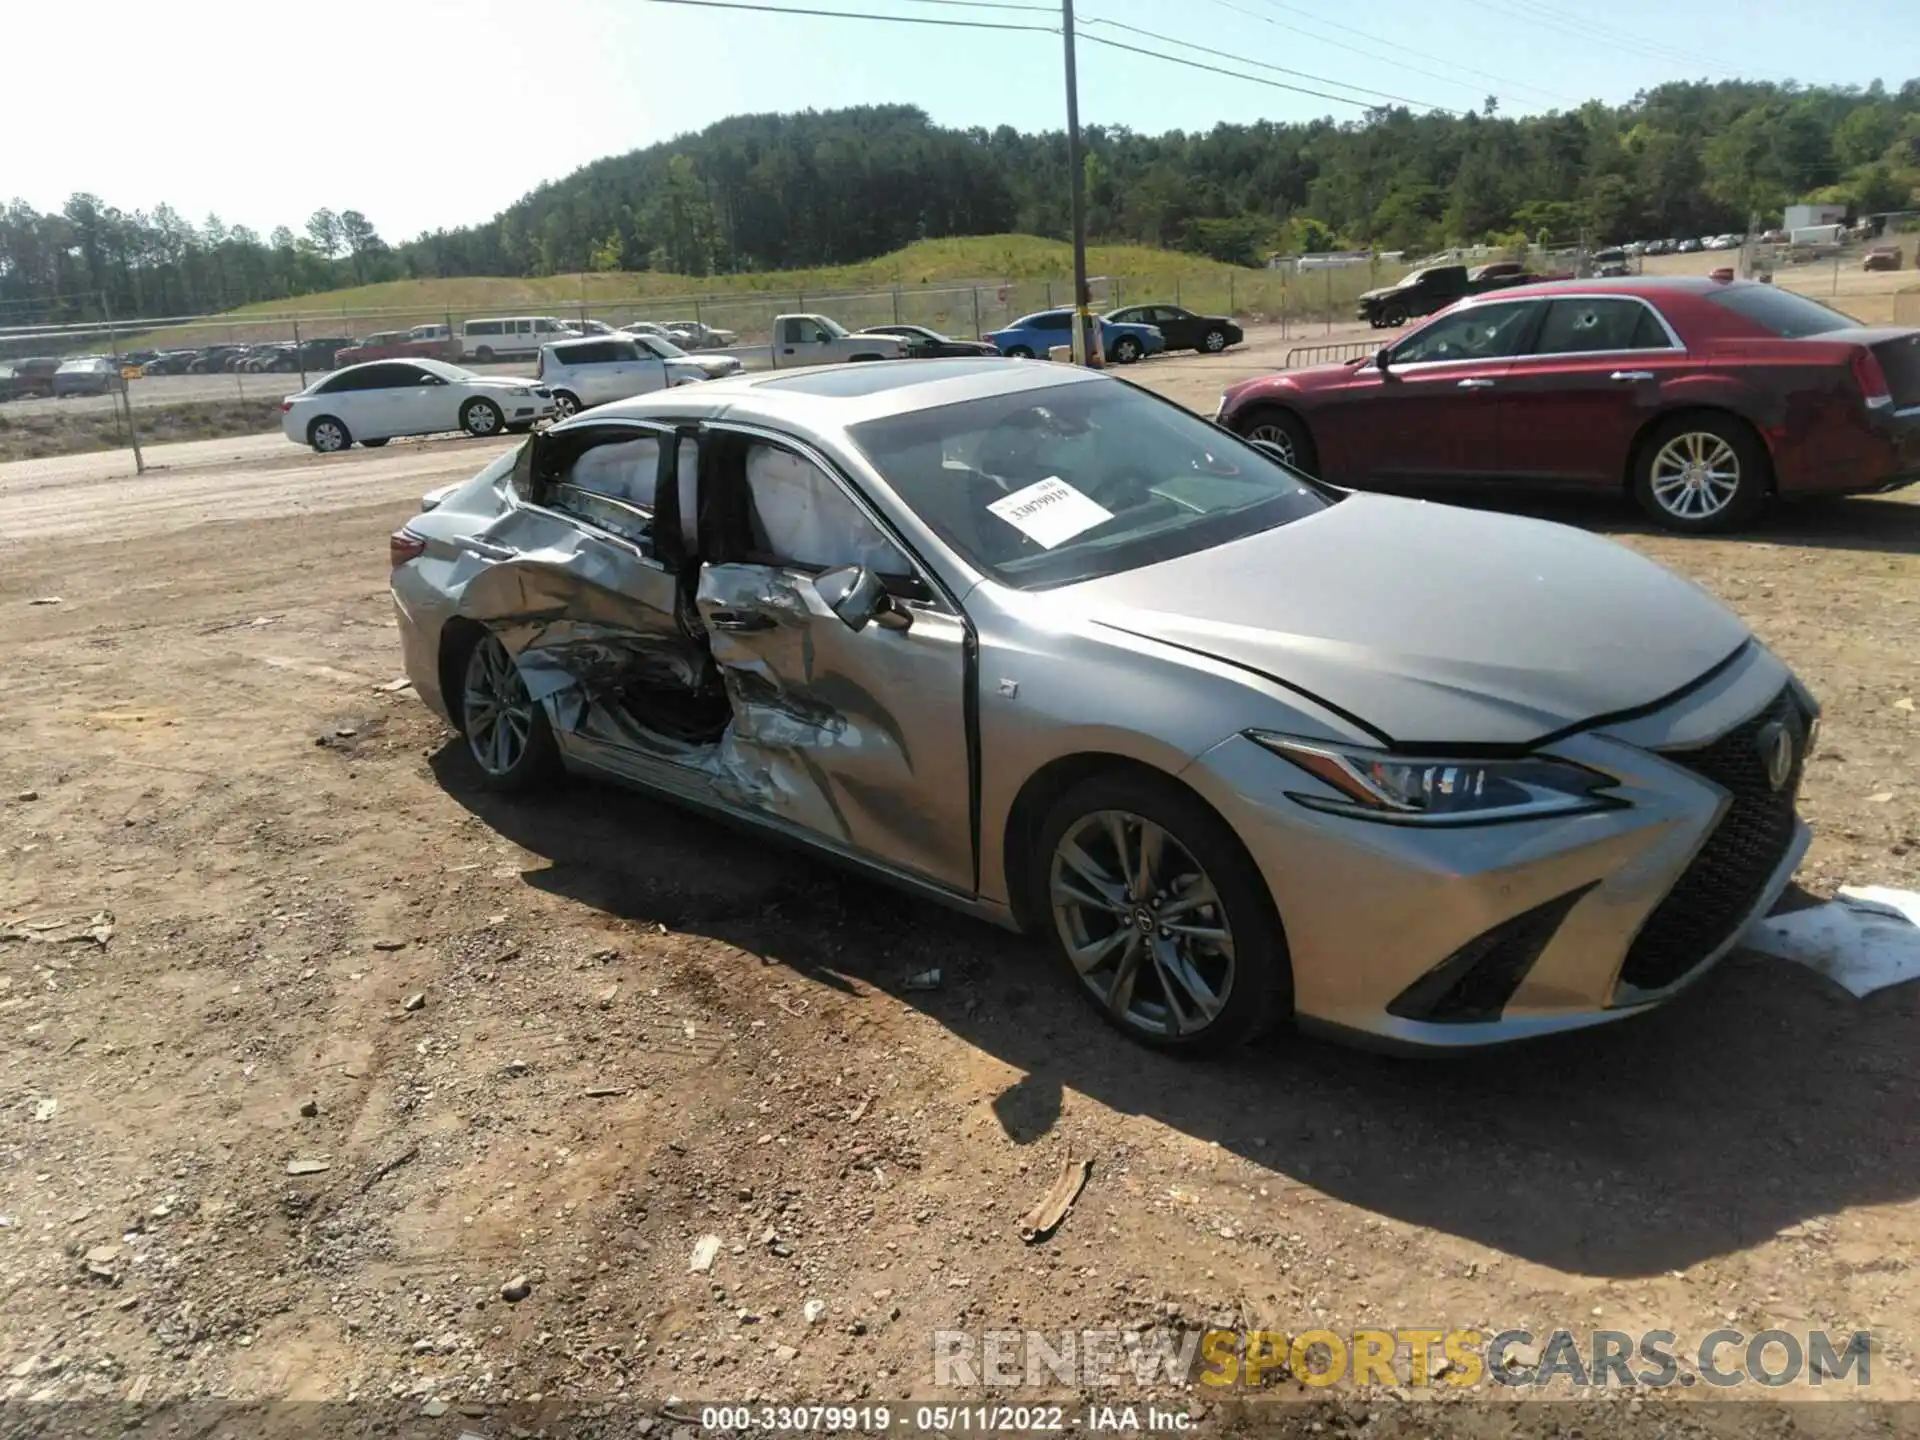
[
  {"left": 503, "top": 386, "right": 530, "bottom": 396},
  {"left": 1248, "top": 733, "right": 1619, "bottom": 824}
]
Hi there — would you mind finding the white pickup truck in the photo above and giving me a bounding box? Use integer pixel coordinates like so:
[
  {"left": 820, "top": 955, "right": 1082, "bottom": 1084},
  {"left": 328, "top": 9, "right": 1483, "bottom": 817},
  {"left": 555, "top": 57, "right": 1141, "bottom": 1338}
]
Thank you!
[{"left": 766, "top": 314, "right": 909, "bottom": 367}]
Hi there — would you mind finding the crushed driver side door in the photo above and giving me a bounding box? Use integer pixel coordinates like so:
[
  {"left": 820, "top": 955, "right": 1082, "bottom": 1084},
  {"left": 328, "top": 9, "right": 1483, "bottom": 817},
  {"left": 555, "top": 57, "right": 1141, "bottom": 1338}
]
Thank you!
[{"left": 690, "top": 427, "right": 975, "bottom": 895}]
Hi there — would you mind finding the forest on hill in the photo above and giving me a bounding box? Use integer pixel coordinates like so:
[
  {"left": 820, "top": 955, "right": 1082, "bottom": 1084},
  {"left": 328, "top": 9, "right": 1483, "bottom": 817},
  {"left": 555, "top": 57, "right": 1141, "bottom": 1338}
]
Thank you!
[{"left": 4, "top": 79, "right": 1918, "bottom": 324}]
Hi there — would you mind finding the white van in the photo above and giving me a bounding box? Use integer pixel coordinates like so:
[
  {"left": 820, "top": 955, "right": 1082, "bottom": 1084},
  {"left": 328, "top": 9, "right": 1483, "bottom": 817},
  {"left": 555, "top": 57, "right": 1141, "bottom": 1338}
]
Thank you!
[{"left": 460, "top": 316, "right": 579, "bottom": 362}]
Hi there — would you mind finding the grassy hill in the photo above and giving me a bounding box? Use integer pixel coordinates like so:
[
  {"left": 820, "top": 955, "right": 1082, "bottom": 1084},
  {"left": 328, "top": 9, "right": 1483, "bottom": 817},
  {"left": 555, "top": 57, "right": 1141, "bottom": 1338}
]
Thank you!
[{"left": 135, "top": 236, "right": 1370, "bottom": 351}]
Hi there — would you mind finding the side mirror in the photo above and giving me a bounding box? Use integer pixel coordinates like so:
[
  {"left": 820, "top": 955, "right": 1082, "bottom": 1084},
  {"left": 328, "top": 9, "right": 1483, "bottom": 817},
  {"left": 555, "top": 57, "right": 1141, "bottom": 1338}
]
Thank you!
[
  {"left": 815, "top": 565, "right": 910, "bottom": 632},
  {"left": 1375, "top": 346, "right": 1393, "bottom": 374}
]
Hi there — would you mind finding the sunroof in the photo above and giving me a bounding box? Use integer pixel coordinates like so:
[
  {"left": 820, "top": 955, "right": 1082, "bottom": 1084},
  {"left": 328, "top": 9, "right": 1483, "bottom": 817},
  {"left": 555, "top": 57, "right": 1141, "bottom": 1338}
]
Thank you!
[{"left": 754, "top": 357, "right": 1014, "bottom": 398}]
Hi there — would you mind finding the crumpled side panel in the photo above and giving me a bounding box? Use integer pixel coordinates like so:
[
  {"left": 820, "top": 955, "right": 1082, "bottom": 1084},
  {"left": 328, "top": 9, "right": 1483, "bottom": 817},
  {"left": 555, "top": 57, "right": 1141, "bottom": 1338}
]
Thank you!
[{"left": 694, "top": 564, "right": 923, "bottom": 846}]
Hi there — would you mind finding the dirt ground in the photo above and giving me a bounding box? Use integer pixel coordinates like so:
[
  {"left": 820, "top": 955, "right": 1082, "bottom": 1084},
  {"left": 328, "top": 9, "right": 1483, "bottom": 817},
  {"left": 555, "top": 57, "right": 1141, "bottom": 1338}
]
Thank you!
[{"left": 2, "top": 348, "right": 1918, "bottom": 1437}]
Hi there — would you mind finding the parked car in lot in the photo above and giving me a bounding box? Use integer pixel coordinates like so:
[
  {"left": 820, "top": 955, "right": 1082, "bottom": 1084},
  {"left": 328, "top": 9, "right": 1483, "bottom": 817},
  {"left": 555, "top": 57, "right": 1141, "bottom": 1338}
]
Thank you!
[
  {"left": 1103, "top": 304, "right": 1242, "bottom": 354},
  {"left": 460, "top": 317, "right": 580, "bottom": 362},
  {"left": 861, "top": 323, "right": 1001, "bottom": 358},
  {"left": 1219, "top": 276, "right": 1920, "bottom": 533},
  {"left": 627, "top": 330, "right": 744, "bottom": 379},
  {"left": 139, "top": 350, "right": 199, "bottom": 376},
  {"left": 390, "top": 358, "right": 1819, "bottom": 1054},
  {"left": 1588, "top": 247, "right": 1631, "bottom": 278},
  {"left": 337, "top": 330, "right": 463, "bottom": 367},
  {"left": 619, "top": 321, "right": 680, "bottom": 342},
  {"left": 280, "top": 358, "right": 555, "bottom": 452},
  {"left": 662, "top": 320, "right": 738, "bottom": 350},
  {"left": 0, "top": 356, "right": 60, "bottom": 397},
  {"left": 1864, "top": 247, "right": 1903, "bottom": 272},
  {"left": 536, "top": 336, "right": 712, "bottom": 419},
  {"left": 1356, "top": 263, "right": 1561, "bottom": 328},
  {"left": 1677, "top": 238, "right": 1703, "bottom": 253},
  {"left": 187, "top": 345, "right": 249, "bottom": 373},
  {"left": 765, "top": 314, "right": 910, "bottom": 367},
  {"left": 52, "top": 356, "right": 124, "bottom": 396},
  {"left": 984, "top": 309, "right": 1165, "bottom": 363}
]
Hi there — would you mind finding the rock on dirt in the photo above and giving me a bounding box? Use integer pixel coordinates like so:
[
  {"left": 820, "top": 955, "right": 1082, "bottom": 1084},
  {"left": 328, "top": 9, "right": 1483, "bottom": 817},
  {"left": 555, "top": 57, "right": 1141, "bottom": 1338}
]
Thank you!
[
  {"left": 501, "top": 1275, "right": 532, "bottom": 1303},
  {"left": 689, "top": 1235, "right": 722, "bottom": 1273}
]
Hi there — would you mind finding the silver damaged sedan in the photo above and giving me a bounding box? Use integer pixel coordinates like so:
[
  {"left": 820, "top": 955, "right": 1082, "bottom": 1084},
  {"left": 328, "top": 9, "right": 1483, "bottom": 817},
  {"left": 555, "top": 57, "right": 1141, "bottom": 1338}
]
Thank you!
[{"left": 390, "top": 359, "right": 1817, "bottom": 1054}]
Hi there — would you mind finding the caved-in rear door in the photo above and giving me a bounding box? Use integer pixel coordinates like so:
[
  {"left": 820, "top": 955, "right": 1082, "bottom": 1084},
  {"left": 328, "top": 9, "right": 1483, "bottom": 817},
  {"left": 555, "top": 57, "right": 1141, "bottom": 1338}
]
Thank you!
[
  {"left": 691, "top": 431, "right": 975, "bottom": 894},
  {"left": 449, "top": 423, "right": 714, "bottom": 754}
]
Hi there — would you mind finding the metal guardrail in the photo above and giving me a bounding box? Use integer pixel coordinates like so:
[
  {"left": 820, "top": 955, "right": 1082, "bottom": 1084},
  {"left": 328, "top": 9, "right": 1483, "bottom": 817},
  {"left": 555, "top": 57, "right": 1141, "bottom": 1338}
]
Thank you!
[{"left": 1283, "top": 340, "right": 1377, "bottom": 369}]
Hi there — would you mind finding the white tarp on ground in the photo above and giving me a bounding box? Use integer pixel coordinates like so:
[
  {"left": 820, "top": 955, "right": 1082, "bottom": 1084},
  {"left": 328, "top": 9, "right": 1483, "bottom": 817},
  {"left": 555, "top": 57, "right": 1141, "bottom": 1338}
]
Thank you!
[{"left": 1741, "top": 886, "right": 1920, "bottom": 998}]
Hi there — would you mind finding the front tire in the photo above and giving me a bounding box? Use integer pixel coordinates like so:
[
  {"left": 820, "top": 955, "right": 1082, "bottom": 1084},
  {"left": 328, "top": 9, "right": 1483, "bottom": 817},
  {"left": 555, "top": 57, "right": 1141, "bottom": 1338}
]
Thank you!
[
  {"left": 1381, "top": 304, "right": 1408, "bottom": 328},
  {"left": 552, "top": 390, "right": 581, "bottom": 420},
  {"left": 457, "top": 632, "right": 560, "bottom": 792},
  {"left": 1035, "top": 771, "right": 1291, "bottom": 1055},
  {"left": 308, "top": 416, "right": 351, "bottom": 453},
  {"left": 1201, "top": 327, "right": 1229, "bottom": 352},
  {"left": 461, "top": 397, "right": 505, "bottom": 438},
  {"left": 1633, "top": 413, "right": 1768, "bottom": 533},
  {"left": 1111, "top": 336, "right": 1143, "bottom": 364},
  {"left": 1234, "top": 406, "right": 1317, "bottom": 475}
]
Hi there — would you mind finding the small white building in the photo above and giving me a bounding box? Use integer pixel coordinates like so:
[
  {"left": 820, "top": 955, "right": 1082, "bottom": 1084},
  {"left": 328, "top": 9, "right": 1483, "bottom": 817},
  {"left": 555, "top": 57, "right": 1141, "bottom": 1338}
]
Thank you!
[{"left": 1783, "top": 203, "right": 1847, "bottom": 232}]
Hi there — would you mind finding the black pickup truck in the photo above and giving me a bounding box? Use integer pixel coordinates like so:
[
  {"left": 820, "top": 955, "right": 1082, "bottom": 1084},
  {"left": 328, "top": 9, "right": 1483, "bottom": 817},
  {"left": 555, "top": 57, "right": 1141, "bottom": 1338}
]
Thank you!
[{"left": 1355, "top": 261, "right": 1564, "bottom": 328}]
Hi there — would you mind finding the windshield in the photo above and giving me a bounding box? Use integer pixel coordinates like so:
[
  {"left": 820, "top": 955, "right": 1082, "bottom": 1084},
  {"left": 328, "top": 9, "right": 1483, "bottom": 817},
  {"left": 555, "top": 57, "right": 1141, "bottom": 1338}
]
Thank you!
[
  {"left": 636, "top": 335, "right": 689, "bottom": 359},
  {"left": 1707, "top": 285, "right": 1855, "bottom": 339},
  {"left": 816, "top": 316, "right": 850, "bottom": 339},
  {"left": 847, "top": 380, "right": 1328, "bottom": 590}
]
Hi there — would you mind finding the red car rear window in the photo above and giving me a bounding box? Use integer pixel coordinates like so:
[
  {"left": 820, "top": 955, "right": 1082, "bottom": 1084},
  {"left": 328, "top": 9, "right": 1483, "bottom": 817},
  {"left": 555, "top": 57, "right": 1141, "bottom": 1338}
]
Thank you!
[{"left": 1705, "top": 286, "right": 1854, "bottom": 339}]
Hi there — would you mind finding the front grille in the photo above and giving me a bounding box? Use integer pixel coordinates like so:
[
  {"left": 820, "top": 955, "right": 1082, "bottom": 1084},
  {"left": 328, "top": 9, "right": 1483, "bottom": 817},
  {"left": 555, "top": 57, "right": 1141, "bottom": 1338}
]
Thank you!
[{"left": 1616, "top": 690, "right": 1805, "bottom": 993}]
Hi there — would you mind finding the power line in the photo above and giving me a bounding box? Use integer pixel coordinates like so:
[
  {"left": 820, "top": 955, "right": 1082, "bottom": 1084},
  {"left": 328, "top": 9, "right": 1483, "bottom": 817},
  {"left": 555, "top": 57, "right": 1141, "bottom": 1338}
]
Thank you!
[
  {"left": 641, "top": 0, "right": 1055, "bottom": 33},
  {"left": 1460, "top": 0, "right": 1734, "bottom": 77},
  {"left": 1197, "top": 0, "right": 1566, "bottom": 111},
  {"left": 885, "top": 0, "right": 1056, "bottom": 11},
  {"left": 1075, "top": 32, "right": 1384, "bottom": 109},
  {"left": 1242, "top": 0, "right": 1580, "bottom": 105},
  {"left": 1080, "top": 15, "right": 1452, "bottom": 112}
]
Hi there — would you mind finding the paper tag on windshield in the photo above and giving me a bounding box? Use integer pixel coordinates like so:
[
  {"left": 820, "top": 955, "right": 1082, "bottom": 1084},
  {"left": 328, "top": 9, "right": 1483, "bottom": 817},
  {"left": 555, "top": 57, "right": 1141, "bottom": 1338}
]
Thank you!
[{"left": 986, "top": 477, "right": 1114, "bottom": 549}]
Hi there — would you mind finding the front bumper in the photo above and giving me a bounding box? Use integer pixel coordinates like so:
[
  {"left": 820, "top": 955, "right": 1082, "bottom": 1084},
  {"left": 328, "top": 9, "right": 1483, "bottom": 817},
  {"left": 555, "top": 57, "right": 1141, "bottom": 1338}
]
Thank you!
[{"left": 1182, "top": 644, "right": 1815, "bottom": 1049}]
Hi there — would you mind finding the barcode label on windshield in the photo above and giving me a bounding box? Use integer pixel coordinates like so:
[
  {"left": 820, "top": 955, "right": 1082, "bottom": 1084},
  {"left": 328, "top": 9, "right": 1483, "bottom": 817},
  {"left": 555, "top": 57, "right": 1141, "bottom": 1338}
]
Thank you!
[{"left": 986, "top": 477, "right": 1114, "bottom": 549}]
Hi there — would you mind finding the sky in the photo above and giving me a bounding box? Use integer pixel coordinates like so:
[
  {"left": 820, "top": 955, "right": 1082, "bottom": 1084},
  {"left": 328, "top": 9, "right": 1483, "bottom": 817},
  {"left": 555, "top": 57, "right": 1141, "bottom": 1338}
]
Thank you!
[{"left": 3, "top": 0, "right": 1913, "bottom": 243}]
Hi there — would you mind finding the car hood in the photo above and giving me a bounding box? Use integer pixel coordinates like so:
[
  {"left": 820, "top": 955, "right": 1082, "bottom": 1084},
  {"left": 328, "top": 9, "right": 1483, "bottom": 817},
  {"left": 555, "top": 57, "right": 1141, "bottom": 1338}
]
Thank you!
[
  {"left": 1066, "top": 494, "right": 1750, "bottom": 748},
  {"left": 1359, "top": 285, "right": 1401, "bottom": 301}
]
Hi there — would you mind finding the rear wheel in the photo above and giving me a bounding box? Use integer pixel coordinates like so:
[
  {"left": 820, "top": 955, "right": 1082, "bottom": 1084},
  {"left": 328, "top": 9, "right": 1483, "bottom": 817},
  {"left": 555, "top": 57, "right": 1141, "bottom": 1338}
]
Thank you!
[
  {"left": 308, "top": 416, "right": 351, "bottom": 453},
  {"left": 458, "top": 632, "right": 560, "bottom": 792},
  {"left": 461, "top": 397, "right": 505, "bottom": 438},
  {"left": 1035, "top": 771, "right": 1291, "bottom": 1055},
  {"left": 474, "top": 346, "right": 495, "bottom": 363},
  {"left": 1007, "top": 345, "right": 1034, "bottom": 359},
  {"left": 1234, "top": 406, "right": 1316, "bottom": 475},
  {"left": 1633, "top": 412, "right": 1768, "bottom": 533},
  {"left": 361, "top": 437, "right": 389, "bottom": 448},
  {"left": 552, "top": 390, "right": 581, "bottom": 420}
]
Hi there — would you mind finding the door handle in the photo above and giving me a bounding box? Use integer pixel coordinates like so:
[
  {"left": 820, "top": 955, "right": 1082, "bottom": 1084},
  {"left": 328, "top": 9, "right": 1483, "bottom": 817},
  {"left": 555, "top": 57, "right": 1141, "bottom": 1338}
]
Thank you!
[
  {"left": 1609, "top": 370, "right": 1655, "bottom": 382},
  {"left": 707, "top": 610, "right": 776, "bottom": 633},
  {"left": 1456, "top": 377, "right": 1496, "bottom": 389}
]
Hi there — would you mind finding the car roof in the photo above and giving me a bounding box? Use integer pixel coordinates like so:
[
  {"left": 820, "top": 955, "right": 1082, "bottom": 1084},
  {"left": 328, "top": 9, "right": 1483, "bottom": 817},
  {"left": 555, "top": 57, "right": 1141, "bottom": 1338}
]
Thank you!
[
  {"left": 563, "top": 356, "right": 1101, "bottom": 432},
  {"left": 1458, "top": 275, "right": 1757, "bottom": 304}
]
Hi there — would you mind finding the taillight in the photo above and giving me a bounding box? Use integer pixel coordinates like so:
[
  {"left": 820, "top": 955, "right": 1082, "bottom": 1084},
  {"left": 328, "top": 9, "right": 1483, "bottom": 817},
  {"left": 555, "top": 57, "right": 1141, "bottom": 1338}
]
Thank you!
[
  {"left": 389, "top": 529, "right": 427, "bottom": 568},
  {"left": 279, "top": 400, "right": 293, "bottom": 412},
  {"left": 536, "top": 351, "right": 546, "bottom": 378},
  {"left": 1851, "top": 347, "right": 1893, "bottom": 409}
]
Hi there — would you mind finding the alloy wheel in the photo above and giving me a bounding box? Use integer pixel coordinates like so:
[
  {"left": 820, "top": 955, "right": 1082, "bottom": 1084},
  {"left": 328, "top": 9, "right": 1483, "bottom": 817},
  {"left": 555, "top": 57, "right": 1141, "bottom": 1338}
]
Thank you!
[
  {"left": 553, "top": 392, "right": 579, "bottom": 419},
  {"left": 462, "top": 635, "right": 535, "bottom": 778},
  {"left": 1204, "top": 330, "right": 1227, "bottom": 352},
  {"left": 1246, "top": 423, "right": 1295, "bottom": 466},
  {"left": 1650, "top": 431, "right": 1741, "bottom": 521},
  {"left": 1049, "top": 809, "right": 1236, "bottom": 1039}
]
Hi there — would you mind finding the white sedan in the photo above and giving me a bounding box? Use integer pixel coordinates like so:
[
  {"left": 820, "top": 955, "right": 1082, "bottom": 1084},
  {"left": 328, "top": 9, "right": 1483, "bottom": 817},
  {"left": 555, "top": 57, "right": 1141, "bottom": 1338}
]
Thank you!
[{"left": 280, "top": 358, "right": 557, "bottom": 453}]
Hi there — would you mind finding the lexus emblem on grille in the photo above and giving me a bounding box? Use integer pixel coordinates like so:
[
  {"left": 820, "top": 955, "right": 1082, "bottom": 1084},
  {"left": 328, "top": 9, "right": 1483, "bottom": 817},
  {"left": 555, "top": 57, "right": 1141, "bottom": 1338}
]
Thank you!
[{"left": 1758, "top": 721, "right": 1795, "bottom": 792}]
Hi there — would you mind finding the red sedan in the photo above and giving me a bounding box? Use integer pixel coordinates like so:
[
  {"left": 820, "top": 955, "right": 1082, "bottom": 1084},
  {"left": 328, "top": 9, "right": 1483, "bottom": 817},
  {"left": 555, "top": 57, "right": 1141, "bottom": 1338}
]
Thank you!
[{"left": 1217, "top": 277, "right": 1920, "bottom": 532}]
